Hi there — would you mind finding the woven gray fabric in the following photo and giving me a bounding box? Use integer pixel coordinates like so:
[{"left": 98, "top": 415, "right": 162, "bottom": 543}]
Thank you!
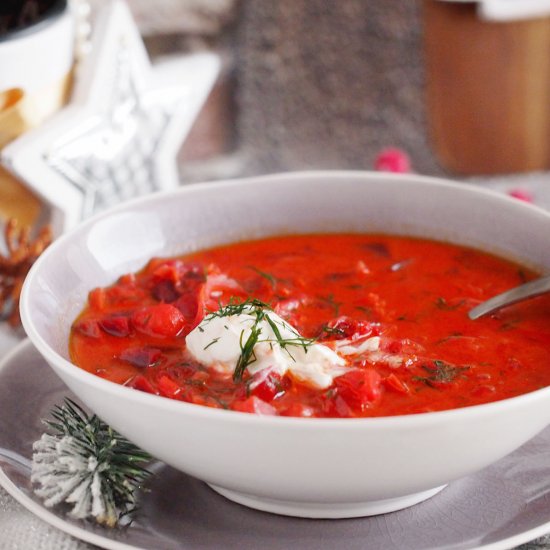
[
  {"left": 235, "top": 0, "right": 443, "bottom": 177},
  {"left": 0, "top": 489, "right": 90, "bottom": 549}
]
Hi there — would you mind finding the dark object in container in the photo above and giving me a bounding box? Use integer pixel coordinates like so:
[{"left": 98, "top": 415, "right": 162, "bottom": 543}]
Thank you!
[{"left": 0, "top": 0, "right": 66, "bottom": 41}]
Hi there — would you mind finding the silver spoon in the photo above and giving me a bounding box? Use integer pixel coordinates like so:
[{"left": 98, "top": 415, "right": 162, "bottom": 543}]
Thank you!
[{"left": 468, "top": 275, "right": 550, "bottom": 320}]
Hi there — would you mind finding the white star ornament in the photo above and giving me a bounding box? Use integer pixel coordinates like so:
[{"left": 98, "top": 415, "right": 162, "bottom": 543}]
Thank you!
[{"left": 2, "top": 0, "right": 220, "bottom": 235}]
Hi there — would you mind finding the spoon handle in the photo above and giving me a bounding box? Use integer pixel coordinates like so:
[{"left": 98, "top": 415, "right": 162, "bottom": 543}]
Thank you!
[{"left": 468, "top": 275, "right": 550, "bottom": 320}]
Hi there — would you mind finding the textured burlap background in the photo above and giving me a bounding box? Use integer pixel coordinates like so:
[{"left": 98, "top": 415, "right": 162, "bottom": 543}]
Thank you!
[{"left": 235, "top": 0, "right": 441, "bottom": 176}]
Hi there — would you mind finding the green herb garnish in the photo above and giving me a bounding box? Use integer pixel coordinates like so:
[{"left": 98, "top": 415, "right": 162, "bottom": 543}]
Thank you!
[
  {"left": 435, "top": 297, "right": 465, "bottom": 311},
  {"left": 413, "top": 360, "right": 470, "bottom": 388},
  {"left": 203, "top": 337, "right": 220, "bottom": 350},
  {"left": 435, "top": 332, "right": 463, "bottom": 345},
  {"left": 248, "top": 266, "right": 281, "bottom": 290},
  {"left": 320, "top": 324, "right": 346, "bottom": 338},
  {"left": 319, "top": 293, "right": 342, "bottom": 316},
  {"left": 500, "top": 321, "right": 519, "bottom": 331},
  {"left": 233, "top": 315, "right": 262, "bottom": 381},
  {"left": 203, "top": 298, "right": 315, "bottom": 382}
]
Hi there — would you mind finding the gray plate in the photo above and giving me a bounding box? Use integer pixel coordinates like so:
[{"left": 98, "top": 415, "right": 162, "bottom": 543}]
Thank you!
[{"left": 1, "top": 340, "right": 549, "bottom": 550}]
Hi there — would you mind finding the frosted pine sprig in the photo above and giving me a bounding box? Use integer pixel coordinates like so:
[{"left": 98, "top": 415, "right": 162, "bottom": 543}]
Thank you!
[{"left": 31, "top": 399, "right": 152, "bottom": 527}]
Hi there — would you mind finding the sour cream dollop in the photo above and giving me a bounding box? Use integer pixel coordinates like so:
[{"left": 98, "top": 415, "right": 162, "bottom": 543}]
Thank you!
[{"left": 185, "top": 308, "right": 348, "bottom": 388}]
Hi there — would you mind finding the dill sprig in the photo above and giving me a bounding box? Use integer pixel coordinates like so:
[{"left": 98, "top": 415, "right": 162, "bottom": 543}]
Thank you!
[
  {"left": 31, "top": 399, "right": 152, "bottom": 527},
  {"left": 234, "top": 315, "right": 262, "bottom": 381},
  {"left": 319, "top": 293, "right": 342, "bottom": 316},
  {"left": 203, "top": 297, "right": 315, "bottom": 382},
  {"left": 204, "top": 297, "right": 270, "bottom": 320},
  {"left": 413, "top": 360, "right": 470, "bottom": 388},
  {"left": 247, "top": 266, "right": 281, "bottom": 290},
  {"left": 320, "top": 324, "right": 346, "bottom": 338}
]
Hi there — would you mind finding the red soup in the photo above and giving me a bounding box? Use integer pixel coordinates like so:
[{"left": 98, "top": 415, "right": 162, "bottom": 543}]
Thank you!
[{"left": 69, "top": 234, "right": 550, "bottom": 418}]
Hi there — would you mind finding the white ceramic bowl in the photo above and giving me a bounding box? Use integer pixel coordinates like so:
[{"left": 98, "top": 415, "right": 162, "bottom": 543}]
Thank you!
[{"left": 20, "top": 171, "right": 550, "bottom": 518}]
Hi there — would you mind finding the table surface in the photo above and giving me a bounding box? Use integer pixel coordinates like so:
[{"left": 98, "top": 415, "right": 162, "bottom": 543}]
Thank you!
[{"left": 1, "top": 176, "right": 550, "bottom": 550}]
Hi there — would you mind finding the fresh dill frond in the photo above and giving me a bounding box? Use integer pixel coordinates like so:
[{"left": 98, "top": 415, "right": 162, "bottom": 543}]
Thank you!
[
  {"left": 31, "top": 399, "right": 152, "bottom": 528},
  {"left": 320, "top": 324, "right": 346, "bottom": 338},
  {"left": 247, "top": 266, "right": 281, "bottom": 290},
  {"left": 435, "top": 297, "right": 465, "bottom": 311},
  {"left": 234, "top": 318, "right": 262, "bottom": 381},
  {"left": 203, "top": 337, "right": 220, "bottom": 350},
  {"left": 413, "top": 360, "right": 470, "bottom": 388},
  {"left": 204, "top": 297, "right": 272, "bottom": 320},
  {"left": 319, "top": 293, "right": 342, "bottom": 316},
  {"left": 202, "top": 297, "right": 316, "bottom": 382}
]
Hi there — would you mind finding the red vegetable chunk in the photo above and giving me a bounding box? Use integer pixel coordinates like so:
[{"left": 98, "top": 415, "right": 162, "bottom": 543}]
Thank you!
[
  {"left": 334, "top": 369, "right": 383, "bottom": 411},
  {"left": 98, "top": 315, "right": 131, "bottom": 338},
  {"left": 320, "top": 316, "right": 379, "bottom": 340},
  {"left": 119, "top": 347, "right": 162, "bottom": 368},
  {"left": 249, "top": 370, "right": 286, "bottom": 402},
  {"left": 132, "top": 304, "right": 185, "bottom": 338},
  {"left": 128, "top": 375, "right": 157, "bottom": 394},
  {"left": 157, "top": 375, "right": 182, "bottom": 399},
  {"left": 73, "top": 319, "right": 101, "bottom": 339}
]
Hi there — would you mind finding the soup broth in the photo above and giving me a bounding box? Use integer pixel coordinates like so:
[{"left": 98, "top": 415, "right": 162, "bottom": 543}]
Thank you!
[{"left": 69, "top": 234, "right": 550, "bottom": 417}]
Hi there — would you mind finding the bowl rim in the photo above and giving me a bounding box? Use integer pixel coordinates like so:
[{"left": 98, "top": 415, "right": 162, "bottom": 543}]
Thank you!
[{"left": 20, "top": 170, "right": 550, "bottom": 428}]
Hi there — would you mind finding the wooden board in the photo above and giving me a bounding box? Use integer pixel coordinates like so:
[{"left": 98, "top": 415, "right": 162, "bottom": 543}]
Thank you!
[{"left": 423, "top": 0, "right": 550, "bottom": 174}]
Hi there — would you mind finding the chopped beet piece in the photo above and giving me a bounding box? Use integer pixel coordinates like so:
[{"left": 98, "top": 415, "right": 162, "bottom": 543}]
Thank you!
[
  {"left": 152, "top": 280, "right": 179, "bottom": 303},
  {"left": 128, "top": 375, "right": 157, "bottom": 394},
  {"left": 157, "top": 375, "right": 182, "bottom": 399},
  {"left": 98, "top": 315, "right": 131, "bottom": 337},
  {"left": 162, "top": 363, "right": 198, "bottom": 384},
  {"left": 152, "top": 263, "right": 182, "bottom": 284},
  {"left": 186, "top": 264, "right": 207, "bottom": 278},
  {"left": 320, "top": 316, "right": 379, "bottom": 341},
  {"left": 174, "top": 293, "right": 200, "bottom": 321},
  {"left": 106, "top": 284, "right": 145, "bottom": 304},
  {"left": 119, "top": 347, "right": 162, "bottom": 368},
  {"left": 384, "top": 340, "right": 403, "bottom": 354},
  {"left": 249, "top": 370, "right": 287, "bottom": 402},
  {"left": 132, "top": 304, "right": 185, "bottom": 338},
  {"left": 152, "top": 261, "right": 205, "bottom": 288},
  {"left": 334, "top": 369, "right": 383, "bottom": 410},
  {"left": 72, "top": 319, "right": 101, "bottom": 339}
]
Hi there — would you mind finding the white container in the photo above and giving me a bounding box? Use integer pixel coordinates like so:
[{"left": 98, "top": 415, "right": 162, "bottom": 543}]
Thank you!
[
  {"left": 439, "top": 0, "right": 550, "bottom": 21},
  {"left": 0, "top": 0, "right": 74, "bottom": 123}
]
